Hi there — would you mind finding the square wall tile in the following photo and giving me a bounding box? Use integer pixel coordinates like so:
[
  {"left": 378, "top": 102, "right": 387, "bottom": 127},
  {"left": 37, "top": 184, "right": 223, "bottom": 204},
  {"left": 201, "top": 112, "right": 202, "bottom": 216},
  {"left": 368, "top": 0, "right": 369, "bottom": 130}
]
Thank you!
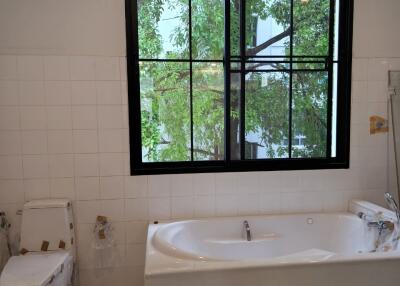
[
  {"left": 21, "top": 131, "right": 47, "bottom": 154},
  {"left": 97, "top": 105, "right": 123, "bottom": 129},
  {"left": 22, "top": 155, "right": 49, "bottom": 179},
  {"left": 352, "top": 58, "right": 368, "bottom": 81},
  {"left": 100, "top": 199, "right": 125, "bottom": 222},
  {"left": 47, "top": 130, "right": 73, "bottom": 154},
  {"left": 48, "top": 154, "right": 74, "bottom": 178},
  {"left": 71, "top": 81, "right": 97, "bottom": 105},
  {"left": 124, "top": 176, "right": 147, "bottom": 198},
  {"left": 0, "top": 156, "right": 22, "bottom": 179},
  {"left": 0, "top": 131, "right": 21, "bottom": 155},
  {"left": 23, "top": 178, "right": 50, "bottom": 200},
  {"left": 215, "top": 173, "right": 236, "bottom": 195},
  {"left": 110, "top": 222, "right": 126, "bottom": 245},
  {"left": 237, "top": 194, "right": 260, "bottom": 215},
  {"left": 100, "top": 176, "right": 124, "bottom": 199},
  {"left": 76, "top": 201, "right": 101, "bottom": 223},
  {"left": 74, "top": 154, "right": 99, "bottom": 177},
  {"left": 125, "top": 198, "right": 148, "bottom": 221},
  {"left": 20, "top": 106, "right": 46, "bottom": 130},
  {"left": 46, "top": 106, "right": 72, "bottom": 130},
  {"left": 0, "top": 81, "right": 19, "bottom": 106},
  {"left": 0, "top": 107, "right": 20, "bottom": 130},
  {"left": 99, "top": 153, "right": 124, "bottom": 176},
  {"left": 75, "top": 177, "right": 100, "bottom": 201},
  {"left": 216, "top": 195, "right": 238, "bottom": 217},
  {"left": 19, "top": 81, "right": 45, "bottom": 106},
  {"left": 352, "top": 81, "right": 368, "bottom": 103},
  {"left": 170, "top": 174, "right": 193, "bottom": 197},
  {"left": 98, "top": 129, "right": 123, "bottom": 152},
  {"left": 148, "top": 197, "right": 171, "bottom": 220},
  {"left": 73, "top": 130, "right": 98, "bottom": 154},
  {"left": 368, "top": 58, "right": 389, "bottom": 81},
  {"left": 194, "top": 195, "right": 215, "bottom": 218},
  {"left": 45, "top": 81, "right": 71, "bottom": 106},
  {"left": 281, "top": 191, "right": 324, "bottom": 213},
  {"left": 259, "top": 193, "right": 281, "bottom": 214},
  {"left": 72, "top": 106, "right": 97, "bottom": 129},
  {"left": 171, "top": 196, "right": 194, "bottom": 219},
  {"left": 44, "top": 56, "right": 70, "bottom": 81},
  {"left": 70, "top": 56, "right": 96, "bottom": 81},
  {"left": 0, "top": 180, "right": 24, "bottom": 203},
  {"left": 95, "top": 57, "right": 120, "bottom": 80},
  {"left": 234, "top": 173, "right": 259, "bottom": 194},
  {"left": 50, "top": 178, "right": 75, "bottom": 200},
  {"left": 148, "top": 175, "right": 171, "bottom": 197},
  {"left": 126, "top": 244, "right": 146, "bottom": 267},
  {"left": 96, "top": 81, "right": 122, "bottom": 105},
  {"left": 17, "top": 56, "right": 44, "bottom": 81},
  {"left": 0, "top": 56, "right": 17, "bottom": 80},
  {"left": 192, "top": 173, "right": 215, "bottom": 196},
  {"left": 126, "top": 221, "right": 148, "bottom": 244}
]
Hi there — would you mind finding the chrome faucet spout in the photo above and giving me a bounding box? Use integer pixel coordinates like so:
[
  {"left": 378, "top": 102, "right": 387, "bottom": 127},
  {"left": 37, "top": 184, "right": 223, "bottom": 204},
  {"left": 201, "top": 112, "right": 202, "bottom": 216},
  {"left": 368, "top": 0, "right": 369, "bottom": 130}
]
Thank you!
[
  {"left": 243, "top": 220, "right": 252, "bottom": 241},
  {"left": 385, "top": 192, "right": 400, "bottom": 222}
]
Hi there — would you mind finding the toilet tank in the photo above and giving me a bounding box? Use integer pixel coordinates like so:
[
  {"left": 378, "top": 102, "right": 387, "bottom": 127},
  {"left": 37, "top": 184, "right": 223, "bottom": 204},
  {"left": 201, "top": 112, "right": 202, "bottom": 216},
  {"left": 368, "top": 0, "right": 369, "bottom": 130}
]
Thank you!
[{"left": 20, "top": 199, "right": 75, "bottom": 256}]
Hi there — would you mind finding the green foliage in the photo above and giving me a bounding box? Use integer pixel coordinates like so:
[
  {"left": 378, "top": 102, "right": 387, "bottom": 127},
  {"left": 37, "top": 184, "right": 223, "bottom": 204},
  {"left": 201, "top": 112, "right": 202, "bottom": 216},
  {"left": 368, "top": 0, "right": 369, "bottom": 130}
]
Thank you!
[{"left": 138, "top": 0, "right": 332, "bottom": 162}]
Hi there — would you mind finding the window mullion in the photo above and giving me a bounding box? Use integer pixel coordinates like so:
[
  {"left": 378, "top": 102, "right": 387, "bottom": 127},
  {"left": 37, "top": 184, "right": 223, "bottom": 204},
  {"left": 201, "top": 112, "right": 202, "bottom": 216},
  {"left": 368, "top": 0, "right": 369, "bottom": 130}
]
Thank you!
[
  {"left": 326, "top": 0, "right": 336, "bottom": 158},
  {"left": 224, "top": 0, "right": 231, "bottom": 164},
  {"left": 288, "top": 0, "right": 294, "bottom": 158},
  {"left": 239, "top": 0, "right": 246, "bottom": 160},
  {"left": 189, "top": 0, "right": 194, "bottom": 161}
]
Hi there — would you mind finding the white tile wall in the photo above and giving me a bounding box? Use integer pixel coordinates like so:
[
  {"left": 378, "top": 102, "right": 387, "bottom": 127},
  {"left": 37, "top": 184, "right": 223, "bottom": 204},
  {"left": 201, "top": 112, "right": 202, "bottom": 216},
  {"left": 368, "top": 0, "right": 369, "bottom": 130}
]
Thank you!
[{"left": 0, "top": 0, "right": 399, "bottom": 286}]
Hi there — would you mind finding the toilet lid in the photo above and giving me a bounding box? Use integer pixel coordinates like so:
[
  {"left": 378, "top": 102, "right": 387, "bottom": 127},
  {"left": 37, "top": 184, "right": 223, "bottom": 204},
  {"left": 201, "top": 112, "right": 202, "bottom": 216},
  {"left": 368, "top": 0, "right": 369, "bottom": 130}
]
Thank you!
[{"left": 0, "top": 251, "right": 70, "bottom": 286}]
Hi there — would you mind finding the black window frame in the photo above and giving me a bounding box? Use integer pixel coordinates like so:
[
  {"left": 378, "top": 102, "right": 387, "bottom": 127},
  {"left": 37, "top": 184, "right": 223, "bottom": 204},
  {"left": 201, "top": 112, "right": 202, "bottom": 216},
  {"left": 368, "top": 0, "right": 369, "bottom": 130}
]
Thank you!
[{"left": 125, "top": 0, "right": 354, "bottom": 175}]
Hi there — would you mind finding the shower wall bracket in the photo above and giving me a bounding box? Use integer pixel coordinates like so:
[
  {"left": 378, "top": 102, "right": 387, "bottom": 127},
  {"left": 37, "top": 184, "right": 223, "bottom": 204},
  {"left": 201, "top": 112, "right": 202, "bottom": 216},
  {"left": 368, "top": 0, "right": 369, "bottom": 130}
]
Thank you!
[{"left": 389, "top": 70, "right": 400, "bottom": 93}]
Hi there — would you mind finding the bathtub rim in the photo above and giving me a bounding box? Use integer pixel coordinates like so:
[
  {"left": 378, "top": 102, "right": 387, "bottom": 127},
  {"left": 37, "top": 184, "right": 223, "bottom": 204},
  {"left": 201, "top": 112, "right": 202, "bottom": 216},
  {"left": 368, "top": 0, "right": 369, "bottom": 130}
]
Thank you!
[{"left": 145, "top": 200, "right": 399, "bottom": 277}]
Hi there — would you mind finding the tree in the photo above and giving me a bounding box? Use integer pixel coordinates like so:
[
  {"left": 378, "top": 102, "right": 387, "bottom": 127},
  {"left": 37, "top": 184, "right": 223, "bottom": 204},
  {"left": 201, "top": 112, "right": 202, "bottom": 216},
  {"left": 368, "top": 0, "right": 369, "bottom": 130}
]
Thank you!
[{"left": 137, "top": 0, "right": 331, "bottom": 162}]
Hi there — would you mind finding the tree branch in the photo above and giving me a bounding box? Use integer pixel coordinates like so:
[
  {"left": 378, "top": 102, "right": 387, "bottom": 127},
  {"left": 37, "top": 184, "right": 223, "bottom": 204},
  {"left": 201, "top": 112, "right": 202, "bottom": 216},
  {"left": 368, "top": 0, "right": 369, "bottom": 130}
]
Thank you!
[
  {"left": 246, "top": 27, "right": 291, "bottom": 56},
  {"left": 159, "top": 139, "right": 223, "bottom": 159}
]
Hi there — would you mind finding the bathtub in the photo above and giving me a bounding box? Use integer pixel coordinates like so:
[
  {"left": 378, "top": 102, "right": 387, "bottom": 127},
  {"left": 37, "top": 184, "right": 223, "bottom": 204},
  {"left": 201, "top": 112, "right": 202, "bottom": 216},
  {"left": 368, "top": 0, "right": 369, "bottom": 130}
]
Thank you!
[{"left": 145, "top": 200, "right": 400, "bottom": 286}]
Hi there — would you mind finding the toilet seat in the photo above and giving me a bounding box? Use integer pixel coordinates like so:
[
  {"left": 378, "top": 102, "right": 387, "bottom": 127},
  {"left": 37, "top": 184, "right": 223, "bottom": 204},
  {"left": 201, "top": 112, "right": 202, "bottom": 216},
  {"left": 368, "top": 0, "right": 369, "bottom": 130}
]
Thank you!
[{"left": 0, "top": 251, "right": 73, "bottom": 286}]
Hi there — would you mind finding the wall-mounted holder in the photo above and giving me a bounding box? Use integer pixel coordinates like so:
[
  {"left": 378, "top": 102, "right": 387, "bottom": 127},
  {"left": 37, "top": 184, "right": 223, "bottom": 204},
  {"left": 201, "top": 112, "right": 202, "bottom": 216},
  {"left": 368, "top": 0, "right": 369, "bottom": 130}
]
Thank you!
[
  {"left": 389, "top": 71, "right": 400, "bottom": 92},
  {"left": 92, "top": 215, "right": 114, "bottom": 249}
]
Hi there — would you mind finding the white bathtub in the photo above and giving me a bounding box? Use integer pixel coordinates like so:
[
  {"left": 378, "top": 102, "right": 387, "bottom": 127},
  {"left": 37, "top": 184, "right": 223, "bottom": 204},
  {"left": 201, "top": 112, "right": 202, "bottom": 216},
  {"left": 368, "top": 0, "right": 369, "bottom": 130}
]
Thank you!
[{"left": 145, "top": 200, "right": 400, "bottom": 286}]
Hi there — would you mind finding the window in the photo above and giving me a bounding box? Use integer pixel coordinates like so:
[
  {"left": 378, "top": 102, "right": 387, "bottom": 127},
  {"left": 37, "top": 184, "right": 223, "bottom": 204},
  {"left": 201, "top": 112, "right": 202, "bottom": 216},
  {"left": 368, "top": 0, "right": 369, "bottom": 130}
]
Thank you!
[{"left": 125, "top": 0, "right": 353, "bottom": 175}]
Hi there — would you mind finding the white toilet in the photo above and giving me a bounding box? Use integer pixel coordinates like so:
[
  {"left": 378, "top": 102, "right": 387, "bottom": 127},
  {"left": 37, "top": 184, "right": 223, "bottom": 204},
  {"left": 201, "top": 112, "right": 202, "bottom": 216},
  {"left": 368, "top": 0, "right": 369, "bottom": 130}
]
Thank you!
[{"left": 0, "top": 199, "right": 76, "bottom": 286}]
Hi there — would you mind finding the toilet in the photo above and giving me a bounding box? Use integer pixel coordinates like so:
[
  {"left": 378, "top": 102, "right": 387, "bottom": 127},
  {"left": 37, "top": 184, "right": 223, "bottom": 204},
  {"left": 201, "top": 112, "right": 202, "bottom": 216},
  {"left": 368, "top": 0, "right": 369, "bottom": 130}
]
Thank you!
[{"left": 0, "top": 199, "right": 76, "bottom": 286}]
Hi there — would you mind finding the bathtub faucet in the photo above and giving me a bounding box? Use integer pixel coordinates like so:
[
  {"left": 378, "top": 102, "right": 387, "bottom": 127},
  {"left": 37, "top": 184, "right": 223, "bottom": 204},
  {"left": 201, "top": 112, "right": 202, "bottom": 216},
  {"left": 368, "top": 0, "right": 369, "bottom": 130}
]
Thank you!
[
  {"left": 243, "top": 220, "right": 252, "bottom": 241},
  {"left": 367, "top": 220, "right": 395, "bottom": 234},
  {"left": 384, "top": 192, "right": 400, "bottom": 222},
  {"left": 358, "top": 212, "right": 395, "bottom": 234}
]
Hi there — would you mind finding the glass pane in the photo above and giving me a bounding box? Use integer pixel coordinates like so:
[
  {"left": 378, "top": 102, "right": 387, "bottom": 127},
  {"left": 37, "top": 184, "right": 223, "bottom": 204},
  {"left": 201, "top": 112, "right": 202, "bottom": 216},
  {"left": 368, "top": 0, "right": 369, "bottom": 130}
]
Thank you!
[
  {"left": 138, "top": 0, "right": 189, "bottom": 59},
  {"left": 292, "top": 71, "right": 328, "bottom": 158},
  {"left": 245, "top": 72, "right": 290, "bottom": 159},
  {"left": 230, "top": 61, "right": 241, "bottom": 71},
  {"left": 193, "top": 63, "right": 225, "bottom": 160},
  {"left": 192, "top": 0, "right": 224, "bottom": 60},
  {"left": 230, "top": 73, "right": 241, "bottom": 160},
  {"left": 139, "top": 61, "right": 191, "bottom": 162},
  {"left": 292, "top": 60, "right": 326, "bottom": 70},
  {"left": 246, "top": 0, "right": 291, "bottom": 57},
  {"left": 293, "top": 0, "right": 330, "bottom": 56}
]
